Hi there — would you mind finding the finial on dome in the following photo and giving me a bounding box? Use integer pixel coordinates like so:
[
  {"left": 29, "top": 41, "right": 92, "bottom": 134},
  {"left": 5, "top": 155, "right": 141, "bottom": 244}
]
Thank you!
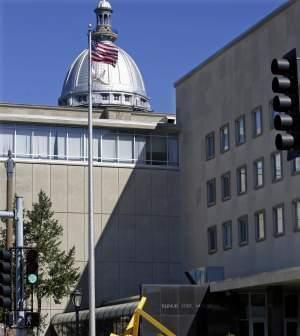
[{"left": 94, "top": 0, "right": 118, "bottom": 42}]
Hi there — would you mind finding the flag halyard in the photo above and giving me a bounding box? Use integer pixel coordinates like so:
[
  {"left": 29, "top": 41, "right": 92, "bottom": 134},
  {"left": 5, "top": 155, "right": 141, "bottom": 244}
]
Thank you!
[{"left": 91, "top": 40, "right": 119, "bottom": 67}]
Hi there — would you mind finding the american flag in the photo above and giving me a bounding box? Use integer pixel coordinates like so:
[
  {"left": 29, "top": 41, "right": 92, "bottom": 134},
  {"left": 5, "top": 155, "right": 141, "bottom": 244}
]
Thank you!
[{"left": 91, "top": 41, "right": 119, "bottom": 67}]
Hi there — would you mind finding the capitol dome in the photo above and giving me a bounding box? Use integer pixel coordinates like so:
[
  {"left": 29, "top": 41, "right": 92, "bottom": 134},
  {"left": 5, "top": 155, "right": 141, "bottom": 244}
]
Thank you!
[{"left": 58, "top": 0, "right": 151, "bottom": 111}]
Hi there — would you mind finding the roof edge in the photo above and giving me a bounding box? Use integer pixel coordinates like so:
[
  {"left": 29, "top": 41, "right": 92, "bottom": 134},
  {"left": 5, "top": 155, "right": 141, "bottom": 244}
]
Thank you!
[{"left": 174, "top": 0, "right": 296, "bottom": 88}]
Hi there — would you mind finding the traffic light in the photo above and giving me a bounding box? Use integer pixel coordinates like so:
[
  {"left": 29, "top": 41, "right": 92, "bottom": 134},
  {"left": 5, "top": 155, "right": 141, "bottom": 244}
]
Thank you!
[
  {"left": 271, "top": 48, "right": 300, "bottom": 160},
  {"left": 26, "top": 249, "right": 38, "bottom": 285},
  {"left": 0, "top": 249, "right": 12, "bottom": 310}
]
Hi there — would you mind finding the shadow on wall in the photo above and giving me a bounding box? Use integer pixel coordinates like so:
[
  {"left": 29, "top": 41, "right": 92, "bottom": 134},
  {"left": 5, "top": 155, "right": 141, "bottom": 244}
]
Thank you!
[{"left": 62, "top": 164, "right": 182, "bottom": 312}]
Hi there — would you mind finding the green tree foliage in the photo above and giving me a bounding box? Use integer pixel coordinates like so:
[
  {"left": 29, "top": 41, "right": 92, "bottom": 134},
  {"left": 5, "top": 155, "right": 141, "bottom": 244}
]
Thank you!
[{"left": 24, "top": 190, "right": 80, "bottom": 330}]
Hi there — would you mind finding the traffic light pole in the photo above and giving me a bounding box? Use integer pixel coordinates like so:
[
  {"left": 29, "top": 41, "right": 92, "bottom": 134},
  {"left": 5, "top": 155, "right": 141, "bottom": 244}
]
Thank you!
[{"left": 15, "top": 196, "right": 24, "bottom": 336}]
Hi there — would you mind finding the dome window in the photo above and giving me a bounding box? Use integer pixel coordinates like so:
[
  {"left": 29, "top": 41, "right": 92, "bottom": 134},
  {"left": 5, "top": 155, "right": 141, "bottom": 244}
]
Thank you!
[
  {"left": 114, "top": 94, "right": 120, "bottom": 101},
  {"left": 125, "top": 95, "right": 131, "bottom": 103},
  {"left": 102, "top": 93, "right": 109, "bottom": 101}
]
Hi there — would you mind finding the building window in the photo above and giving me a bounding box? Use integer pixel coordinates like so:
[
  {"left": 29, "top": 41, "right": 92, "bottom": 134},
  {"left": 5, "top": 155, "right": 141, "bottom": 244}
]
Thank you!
[
  {"left": 222, "top": 221, "right": 232, "bottom": 250},
  {"left": 220, "top": 124, "right": 230, "bottom": 153},
  {"left": 125, "top": 95, "right": 131, "bottom": 103},
  {"left": 205, "top": 132, "right": 215, "bottom": 160},
  {"left": 168, "top": 137, "right": 179, "bottom": 166},
  {"left": 292, "top": 157, "right": 300, "bottom": 174},
  {"left": 207, "top": 226, "right": 217, "bottom": 253},
  {"left": 254, "top": 158, "right": 264, "bottom": 188},
  {"left": 221, "top": 172, "right": 231, "bottom": 201},
  {"left": 207, "top": 178, "right": 216, "bottom": 207},
  {"left": 238, "top": 215, "right": 248, "bottom": 246},
  {"left": 0, "top": 125, "right": 14, "bottom": 157},
  {"left": 271, "top": 152, "right": 283, "bottom": 181},
  {"left": 270, "top": 99, "right": 279, "bottom": 129},
  {"left": 255, "top": 210, "right": 266, "bottom": 241},
  {"left": 118, "top": 133, "right": 133, "bottom": 163},
  {"left": 102, "top": 130, "right": 117, "bottom": 162},
  {"left": 114, "top": 94, "right": 120, "bottom": 101},
  {"left": 151, "top": 136, "right": 167, "bottom": 165},
  {"left": 235, "top": 116, "right": 246, "bottom": 145},
  {"left": 101, "top": 93, "right": 109, "bottom": 101},
  {"left": 294, "top": 200, "right": 300, "bottom": 231},
  {"left": 16, "top": 126, "right": 32, "bottom": 158},
  {"left": 273, "top": 204, "right": 285, "bottom": 236},
  {"left": 252, "top": 107, "right": 263, "bottom": 136},
  {"left": 237, "top": 165, "right": 247, "bottom": 195}
]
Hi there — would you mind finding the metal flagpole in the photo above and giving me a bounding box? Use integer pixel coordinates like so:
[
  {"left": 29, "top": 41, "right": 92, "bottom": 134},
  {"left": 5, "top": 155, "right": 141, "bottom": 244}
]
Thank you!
[{"left": 88, "top": 24, "right": 96, "bottom": 336}]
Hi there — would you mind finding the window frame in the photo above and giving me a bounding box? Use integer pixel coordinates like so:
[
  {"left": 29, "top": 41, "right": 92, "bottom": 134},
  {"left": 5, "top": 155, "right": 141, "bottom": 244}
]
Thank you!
[
  {"left": 235, "top": 115, "right": 246, "bottom": 146},
  {"left": 293, "top": 199, "right": 300, "bottom": 232},
  {"left": 273, "top": 203, "right": 285, "bottom": 237},
  {"left": 221, "top": 171, "right": 231, "bottom": 201},
  {"left": 207, "top": 178, "right": 216, "bottom": 207},
  {"left": 270, "top": 99, "right": 279, "bottom": 129},
  {"left": 252, "top": 106, "right": 263, "bottom": 137},
  {"left": 271, "top": 151, "right": 283, "bottom": 182},
  {"left": 254, "top": 157, "right": 264, "bottom": 189},
  {"left": 238, "top": 215, "right": 249, "bottom": 246},
  {"left": 205, "top": 131, "right": 215, "bottom": 161},
  {"left": 207, "top": 225, "right": 218, "bottom": 254},
  {"left": 222, "top": 221, "right": 232, "bottom": 250},
  {"left": 291, "top": 157, "right": 300, "bottom": 175},
  {"left": 220, "top": 123, "right": 230, "bottom": 153},
  {"left": 237, "top": 165, "right": 247, "bottom": 195},
  {"left": 254, "top": 209, "right": 266, "bottom": 242}
]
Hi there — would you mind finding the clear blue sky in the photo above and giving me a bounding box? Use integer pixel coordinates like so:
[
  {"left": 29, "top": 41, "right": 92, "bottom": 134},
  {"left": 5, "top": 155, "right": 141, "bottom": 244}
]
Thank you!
[{"left": 0, "top": 0, "right": 286, "bottom": 113}]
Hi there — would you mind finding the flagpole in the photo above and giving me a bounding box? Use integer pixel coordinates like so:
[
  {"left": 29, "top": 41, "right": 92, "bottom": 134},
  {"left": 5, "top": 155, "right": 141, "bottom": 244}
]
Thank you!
[{"left": 88, "top": 23, "right": 96, "bottom": 336}]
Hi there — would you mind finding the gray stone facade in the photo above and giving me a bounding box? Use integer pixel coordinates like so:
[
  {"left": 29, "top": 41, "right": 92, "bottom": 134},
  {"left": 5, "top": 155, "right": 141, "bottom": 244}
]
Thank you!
[{"left": 176, "top": 0, "right": 300, "bottom": 280}]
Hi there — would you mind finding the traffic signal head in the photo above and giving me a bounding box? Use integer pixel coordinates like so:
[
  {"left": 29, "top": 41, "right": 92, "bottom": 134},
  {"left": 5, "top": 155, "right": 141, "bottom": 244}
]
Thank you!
[
  {"left": 271, "top": 48, "right": 300, "bottom": 160},
  {"left": 0, "top": 249, "right": 12, "bottom": 310},
  {"left": 26, "top": 249, "right": 38, "bottom": 285}
]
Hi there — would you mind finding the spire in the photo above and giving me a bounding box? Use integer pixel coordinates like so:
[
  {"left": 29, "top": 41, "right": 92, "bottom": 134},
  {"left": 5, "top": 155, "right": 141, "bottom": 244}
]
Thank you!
[{"left": 94, "top": 0, "right": 118, "bottom": 42}]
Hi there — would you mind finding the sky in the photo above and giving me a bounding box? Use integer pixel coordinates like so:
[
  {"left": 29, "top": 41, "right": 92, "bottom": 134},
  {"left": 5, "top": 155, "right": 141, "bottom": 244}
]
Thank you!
[{"left": 0, "top": 0, "right": 286, "bottom": 113}]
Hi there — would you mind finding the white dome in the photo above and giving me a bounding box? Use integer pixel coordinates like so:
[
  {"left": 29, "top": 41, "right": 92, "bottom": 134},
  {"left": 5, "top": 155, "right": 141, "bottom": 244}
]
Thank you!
[
  {"left": 59, "top": 45, "right": 151, "bottom": 111},
  {"left": 97, "top": 0, "right": 112, "bottom": 10}
]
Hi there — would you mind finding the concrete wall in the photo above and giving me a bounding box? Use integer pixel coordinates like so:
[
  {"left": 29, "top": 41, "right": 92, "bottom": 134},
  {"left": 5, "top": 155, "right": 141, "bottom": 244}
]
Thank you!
[
  {"left": 176, "top": 1, "right": 300, "bottom": 279},
  {"left": 0, "top": 161, "right": 182, "bottom": 321}
]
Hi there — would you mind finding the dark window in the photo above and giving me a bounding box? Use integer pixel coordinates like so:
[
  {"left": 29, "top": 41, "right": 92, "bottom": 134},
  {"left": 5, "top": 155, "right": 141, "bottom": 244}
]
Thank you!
[
  {"left": 205, "top": 132, "right": 215, "bottom": 160},
  {"left": 114, "top": 94, "right": 120, "bottom": 101},
  {"left": 221, "top": 172, "right": 231, "bottom": 201},
  {"left": 102, "top": 93, "right": 109, "bottom": 101},
  {"left": 252, "top": 108, "right": 263, "bottom": 136},
  {"left": 293, "top": 200, "right": 300, "bottom": 231},
  {"left": 285, "top": 294, "right": 298, "bottom": 318},
  {"left": 270, "top": 99, "right": 279, "bottom": 129},
  {"left": 237, "top": 165, "right": 247, "bottom": 194},
  {"left": 273, "top": 204, "right": 285, "bottom": 236},
  {"left": 151, "top": 137, "right": 167, "bottom": 165},
  {"left": 255, "top": 210, "right": 266, "bottom": 241},
  {"left": 235, "top": 116, "right": 246, "bottom": 145},
  {"left": 271, "top": 152, "right": 283, "bottom": 181},
  {"left": 254, "top": 158, "right": 264, "bottom": 188},
  {"left": 238, "top": 215, "right": 248, "bottom": 245},
  {"left": 207, "top": 226, "right": 217, "bottom": 253},
  {"left": 222, "top": 221, "right": 232, "bottom": 250},
  {"left": 292, "top": 157, "right": 300, "bottom": 174},
  {"left": 125, "top": 95, "right": 131, "bottom": 102},
  {"left": 207, "top": 178, "right": 216, "bottom": 207},
  {"left": 220, "top": 124, "right": 229, "bottom": 153}
]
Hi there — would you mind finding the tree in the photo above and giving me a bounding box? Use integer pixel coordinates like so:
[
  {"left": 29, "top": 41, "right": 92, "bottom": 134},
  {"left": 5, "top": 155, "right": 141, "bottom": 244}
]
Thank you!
[{"left": 24, "top": 190, "right": 80, "bottom": 332}]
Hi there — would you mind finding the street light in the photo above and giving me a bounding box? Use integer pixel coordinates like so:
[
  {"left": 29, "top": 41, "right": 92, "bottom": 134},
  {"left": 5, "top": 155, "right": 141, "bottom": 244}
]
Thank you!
[{"left": 71, "top": 289, "right": 82, "bottom": 336}]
